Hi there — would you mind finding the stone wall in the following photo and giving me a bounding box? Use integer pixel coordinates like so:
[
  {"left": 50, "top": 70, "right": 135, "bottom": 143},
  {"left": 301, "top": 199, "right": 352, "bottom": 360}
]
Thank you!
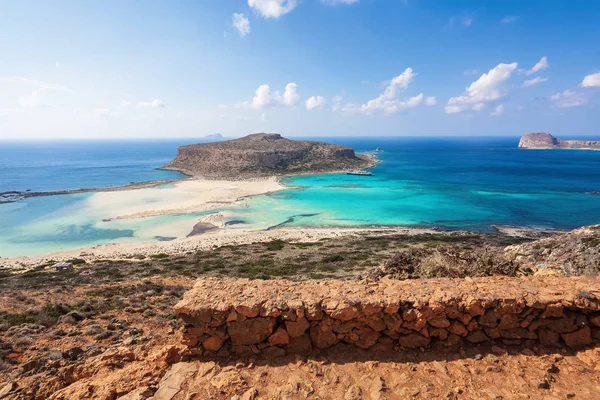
[{"left": 174, "top": 277, "right": 600, "bottom": 357}]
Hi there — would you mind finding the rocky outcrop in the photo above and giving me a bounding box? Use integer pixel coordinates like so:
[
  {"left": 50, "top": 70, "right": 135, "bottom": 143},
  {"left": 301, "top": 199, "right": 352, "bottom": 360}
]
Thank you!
[
  {"left": 519, "top": 132, "right": 600, "bottom": 149},
  {"left": 174, "top": 276, "right": 600, "bottom": 357},
  {"left": 161, "top": 133, "right": 374, "bottom": 179}
]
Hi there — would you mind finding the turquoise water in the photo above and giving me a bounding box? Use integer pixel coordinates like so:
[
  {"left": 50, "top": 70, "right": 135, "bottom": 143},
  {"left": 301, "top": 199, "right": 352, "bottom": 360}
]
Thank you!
[
  {"left": 231, "top": 137, "right": 600, "bottom": 231},
  {"left": 1, "top": 137, "right": 600, "bottom": 257}
]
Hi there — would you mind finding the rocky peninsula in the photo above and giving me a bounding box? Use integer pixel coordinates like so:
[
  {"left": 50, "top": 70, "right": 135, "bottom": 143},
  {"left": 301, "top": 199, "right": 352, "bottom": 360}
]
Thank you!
[
  {"left": 161, "top": 133, "right": 375, "bottom": 179},
  {"left": 519, "top": 132, "right": 600, "bottom": 149}
]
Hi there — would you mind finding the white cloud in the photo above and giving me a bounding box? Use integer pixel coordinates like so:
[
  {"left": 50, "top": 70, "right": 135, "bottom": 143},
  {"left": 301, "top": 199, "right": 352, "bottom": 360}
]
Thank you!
[
  {"left": 120, "top": 100, "right": 131, "bottom": 107},
  {"left": 581, "top": 72, "right": 600, "bottom": 88},
  {"left": 322, "top": 0, "right": 359, "bottom": 5},
  {"left": 281, "top": 82, "right": 299, "bottom": 106},
  {"left": 354, "top": 68, "right": 423, "bottom": 114},
  {"left": 249, "top": 82, "right": 299, "bottom": 109},
  {"left": 526, "top": 56, "right": 548, "bottom": 75},
  {"left": 445, "top": 62, "right": 518, "bottom": 114},
  {"left": 549, "top": 90, "right": 587, "bottom": 108},
  {"left": 232, "top": 13, "right": 251, "bottom": 37},
  {"left": 464, "top": 69, "right": 480, "bottom": 76},
  {"left": 306, "top": 96, "right": 326, "bottom": 110},
  {"left": 339, "top": 68, "right": 429, "bottom": 115},
  {"left": 516, "top": 105, "right": 526, "bottom": 112},
  {"left": 426, "top": 96, "right": 437, "bottom": 106},
  {"left": 500, "top": 16, "right": 517, "bottom": 24},
  {"left": 137, "top": 99, "right": 166, "bottom": 108},
  {"left": 523, "top": 76, "right": 548, "bottom": 87},
  {"left": 331, "top": 95, "right": 343, "bottom": 112},
  {"left": 18, "top": 91, "right": 47, "bottom": 108},
  {"left": 248, "top": 0, "right": 297, "bottom": 19},
  {"left": 491, "top": 104, "right": 504, "bottom": 116}
]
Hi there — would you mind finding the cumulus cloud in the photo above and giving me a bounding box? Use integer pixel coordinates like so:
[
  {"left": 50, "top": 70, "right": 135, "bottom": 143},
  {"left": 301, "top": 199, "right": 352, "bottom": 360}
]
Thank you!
[
  {"left": 306, "top": 96, "right": 326, "bottom": 110},
  {"left": 426, "top": 96, "right": 437, "bottom": 106},
  {"left": 491, "top": 104, "right": 504, "bottom": 116},
  {"left": 523, "top": 76, "right": 548, "bottom": 87},
  {"left": 120, "top": 100, "right": 131, "bottom": 107},
  {"left": 549, "top": 90, "right": 587, "bottom": 108},
  {"left": 249, "top": 82, "right": 299, "bottom": 109},
  {"left": 137, "top": 99, "right": 166, "bottom": 108},
  {"left": 526, "top": 56, "right": 548, "bottom": 75},
  {"left": 331, "top": 95, "right": 343, "bottom": 112},
  {"left": 445, "top": 62, "right": 518, "bottom": 114},
  {"left": 581, "top": 72, "right": 600, "bottom": 88},
  {"left": 281, "top": 83, "right": 299, "bottom": 106},
  {"left": 500, "top": 16, "right": 517, "bottom": 24},
  {"left": 339, "top": 68, "right": 429, "bottom": 115},
  {"left": 248, "top": 0, "right": 297, "bottom": 19},
  {"left": 232, "top": 13, "right": 251, "bottom": 37}
]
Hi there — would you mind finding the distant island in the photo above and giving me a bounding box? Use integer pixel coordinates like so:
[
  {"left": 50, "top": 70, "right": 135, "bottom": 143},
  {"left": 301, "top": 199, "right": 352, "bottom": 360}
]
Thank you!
[
  {"left": 519, "top": 132, "right": 600, "bottom": 150},
  {"left": 161, "top": 133, "right": 375, "bottom": 179},
  {"left": 203, "top": 133, "right": 225, "bottom": 141}
]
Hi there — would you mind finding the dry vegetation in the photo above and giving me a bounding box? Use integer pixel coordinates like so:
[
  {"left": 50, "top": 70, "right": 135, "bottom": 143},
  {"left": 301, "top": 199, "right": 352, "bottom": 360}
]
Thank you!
[{"left": 1, "top": 227, "right": 600, "bottom": 399}]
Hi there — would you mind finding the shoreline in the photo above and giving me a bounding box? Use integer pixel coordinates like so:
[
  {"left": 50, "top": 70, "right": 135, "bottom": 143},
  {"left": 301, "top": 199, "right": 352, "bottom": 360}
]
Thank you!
[{"left": 0, "top": 223, "right": 563, "bottom": 271}]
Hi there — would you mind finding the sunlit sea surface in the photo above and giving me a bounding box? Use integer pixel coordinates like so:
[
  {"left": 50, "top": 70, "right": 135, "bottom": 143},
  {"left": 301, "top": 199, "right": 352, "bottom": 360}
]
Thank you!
[{"left": 1, "top": 136, "right": 600, "bottom": 257}]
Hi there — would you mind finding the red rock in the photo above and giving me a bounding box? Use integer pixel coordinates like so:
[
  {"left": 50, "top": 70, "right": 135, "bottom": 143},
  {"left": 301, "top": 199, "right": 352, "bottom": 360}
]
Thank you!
[
  {"left": 538, "top": 328, "right": 561, "bottom": 346},
  {"left": 398, "top": 333, "right": 430, "bottom": 348},
  {"left": 353, "top": 326, "right": 380, "bottom": 349},
  {"left": 561, "top": 326, "right": 592, "bottom": 347},
  {"left": 430, "top": 328, "right": 449, "bottom": 340},
  {"left": 499, "top": 328, "right": 537, "bottom": 340},
  {"left": 287, "top": 334, "right": 312, "bottom": 354},
  {"left": 479, "top": 310, "right": 500, "bottom": 328},
  {"left": 305, "top": 302, "right": 323, "bottom": 320},
  {"left": 429, "top": 317, "right": 451, "bottom": 329},
  {"left": 330, "top": 303, "right": 362, "bottom": 321},
  {"left": 228, "top": 318, "right": 275, "bottom": 345},
  {"left": 383, "top": 313, "right": 403, "bottom": 333},
  {"left": 448, "top": 321, "right": 468, "bottom": 337},
  {"left": 588, "top": 314, "right": 600, "bottom": 327},
  {"left": 268, "top": 328, "right": 290, "bottom": 346},
  {"left": 542, "top": 303, "right": 564, "bottom": 318},
  {"left": 203, "top": 336, "right": 225, "bottom": 351},
  {"left": 497, "top": 314, "right": 520, "bottom": 330},
  {"left": 181, "top": 334, "right": 199, "bottom": 347},
  {"left": 466, "top": 330, "right": 489, "bottom": 344},
  {"left": 285, "top": 317, "right": 310, "bottom": 337},
  {"left": 310, "top": 324, "right": 339, "bottom": 349}
]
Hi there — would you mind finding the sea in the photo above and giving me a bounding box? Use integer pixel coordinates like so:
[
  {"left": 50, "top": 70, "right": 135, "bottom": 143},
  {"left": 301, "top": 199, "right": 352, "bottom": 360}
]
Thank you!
[{"left": 1, "top": 136, "right": 600, "bottom": 257}]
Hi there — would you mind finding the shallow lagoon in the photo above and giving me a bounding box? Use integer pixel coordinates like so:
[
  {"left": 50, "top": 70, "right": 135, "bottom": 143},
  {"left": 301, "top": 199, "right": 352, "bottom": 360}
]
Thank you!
[{"left": 2, "top": 136, "right": 600, "bottom": 257}]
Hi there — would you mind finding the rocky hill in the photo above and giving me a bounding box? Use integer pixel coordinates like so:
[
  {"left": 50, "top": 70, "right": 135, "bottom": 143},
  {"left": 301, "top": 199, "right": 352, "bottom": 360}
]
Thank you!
[
  {"left": 161, "top": 133, "right": 374, "bottom": 179},
  {"left": 519, "top": 132, "right": 600, "bottom": 149}
]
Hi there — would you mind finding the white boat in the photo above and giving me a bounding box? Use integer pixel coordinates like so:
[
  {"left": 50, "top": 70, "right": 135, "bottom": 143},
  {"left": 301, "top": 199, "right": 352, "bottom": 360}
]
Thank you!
[{"left": 346, "top": 170, "right": 372, "bottom": 176}]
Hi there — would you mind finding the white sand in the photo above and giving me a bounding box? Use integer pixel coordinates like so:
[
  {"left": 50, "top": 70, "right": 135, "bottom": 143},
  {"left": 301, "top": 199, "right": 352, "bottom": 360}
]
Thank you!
[{"left": 90, "top": 177, "right": 286, "bottom": 220}]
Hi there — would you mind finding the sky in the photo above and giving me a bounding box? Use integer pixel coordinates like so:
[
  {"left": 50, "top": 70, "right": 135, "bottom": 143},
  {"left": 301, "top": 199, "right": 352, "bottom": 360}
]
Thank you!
[{"left": 1, "top": 0, "right": 600, "bottom": 139}]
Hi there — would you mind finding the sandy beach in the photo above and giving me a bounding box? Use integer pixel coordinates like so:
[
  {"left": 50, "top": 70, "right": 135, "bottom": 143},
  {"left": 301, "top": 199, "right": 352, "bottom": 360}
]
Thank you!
[{"left": 0, "top": 225, "right": 441, "bottom": 270}]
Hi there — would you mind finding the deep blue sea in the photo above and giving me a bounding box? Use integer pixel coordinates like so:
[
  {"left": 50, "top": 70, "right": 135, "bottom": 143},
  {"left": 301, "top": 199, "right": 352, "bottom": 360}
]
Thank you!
[{"left": 1, "top": 136, "right": 600, "bottom": 257}]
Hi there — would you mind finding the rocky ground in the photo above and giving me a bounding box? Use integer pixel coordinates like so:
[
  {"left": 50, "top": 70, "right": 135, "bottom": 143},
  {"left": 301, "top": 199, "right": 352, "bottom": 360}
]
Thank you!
[{"left": 1, "top": 228, "right": 599, "bottom": 399}]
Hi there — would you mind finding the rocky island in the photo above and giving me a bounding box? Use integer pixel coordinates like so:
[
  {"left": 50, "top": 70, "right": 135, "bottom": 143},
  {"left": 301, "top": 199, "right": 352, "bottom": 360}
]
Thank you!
[
  {"left": 161, "top": 133, "right": 375, "bottom": 179},
  {"left": 519, "top": 132, "right": 600, "bottom": 149}
]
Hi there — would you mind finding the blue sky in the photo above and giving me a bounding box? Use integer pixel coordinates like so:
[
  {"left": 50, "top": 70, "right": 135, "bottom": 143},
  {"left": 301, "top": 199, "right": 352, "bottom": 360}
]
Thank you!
[{"left": 1, "top": 0, "right": 600, "bottom": 139}]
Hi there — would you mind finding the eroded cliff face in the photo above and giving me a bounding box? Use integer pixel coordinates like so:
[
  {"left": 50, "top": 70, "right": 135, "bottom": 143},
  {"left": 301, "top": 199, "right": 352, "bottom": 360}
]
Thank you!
[
  {"left": 519, "top": 132, "right": 600, "bottom": 149},
  {"left": 161, "top": 133, "right": 374, "bottom": 179}
]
